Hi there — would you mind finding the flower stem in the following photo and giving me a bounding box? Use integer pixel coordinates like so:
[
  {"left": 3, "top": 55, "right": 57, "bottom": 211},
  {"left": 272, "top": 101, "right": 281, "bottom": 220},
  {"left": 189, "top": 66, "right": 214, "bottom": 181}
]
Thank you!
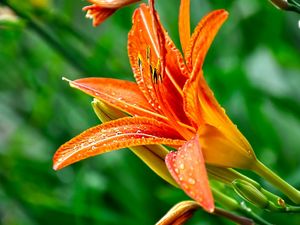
[
  {"left": 212, "top": 188, "right": 273, "bottom": 225},
  {"left": 253, "top": 160, "right": 300, "bottom": 204},
  {"left": 213, "top": 207, "right": 254, "bottom": 225}
]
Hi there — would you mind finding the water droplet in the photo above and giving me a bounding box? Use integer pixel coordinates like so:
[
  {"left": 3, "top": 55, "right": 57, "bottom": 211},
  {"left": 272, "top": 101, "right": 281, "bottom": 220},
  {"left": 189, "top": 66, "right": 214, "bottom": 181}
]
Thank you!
[
  {"left": 188, "top": 178, "right": 196, "bottom": 185},
  {"left": 91, "top": 146, "right": 96, "bottom": 150},
  {"left": 179, "top": 163, "right": 185, "bottom": 170}
]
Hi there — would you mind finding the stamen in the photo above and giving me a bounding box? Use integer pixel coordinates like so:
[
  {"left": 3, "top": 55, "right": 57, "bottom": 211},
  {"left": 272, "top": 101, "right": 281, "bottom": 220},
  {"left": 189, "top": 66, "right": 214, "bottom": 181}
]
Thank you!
[
  {"left": 150, "top": 65, "right": 162, "bottom": 84},
  {"left": 138, "top": 54, "right": 143, "bottom": 72},
  {"left": 146, "top": 46, "right": 151, "bottom": 63}
]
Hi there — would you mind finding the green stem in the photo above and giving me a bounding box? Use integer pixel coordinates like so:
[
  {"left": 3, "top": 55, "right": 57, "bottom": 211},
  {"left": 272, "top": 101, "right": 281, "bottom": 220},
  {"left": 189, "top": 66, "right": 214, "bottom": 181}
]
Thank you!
[
  {"left": 238, "top": 202, "right": 273, "bottom": 225},
  {"left": 212, "top": 188, "right": 272, "bottom": 225},
  {"left": 253, "top": 160, "right": 300, "bottom": 204},
  {"left": 214, "top": 207, "right": 254, "bottom": 225},
  {"left": 287, "top": 0, "right": 300, "bottom": 13},
  {"left": 284, "top": 205, "right": 300, "bottom": 212}
]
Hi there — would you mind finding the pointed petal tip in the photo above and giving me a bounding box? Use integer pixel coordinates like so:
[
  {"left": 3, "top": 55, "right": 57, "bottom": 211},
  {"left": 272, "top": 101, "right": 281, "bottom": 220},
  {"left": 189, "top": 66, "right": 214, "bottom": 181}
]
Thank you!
[
  {"left": 62, "top": 77, "right": 72, "bottom": 82},
  {"left": 205, "top": 204, "right": 215, "bottom": 213},
  {"left": 217, "top": 9, "right": 229, "bottom": 18},
  {"left": 52, "top": 157, "right": 64, "bottom": 171},
  {"left": 52, "top": 162, "right": 60, "bottom": 171}
]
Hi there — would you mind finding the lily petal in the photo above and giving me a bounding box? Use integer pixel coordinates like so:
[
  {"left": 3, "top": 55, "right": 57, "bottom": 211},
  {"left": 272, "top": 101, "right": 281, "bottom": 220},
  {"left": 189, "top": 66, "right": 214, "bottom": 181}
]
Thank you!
[
  {"left": 183, "top": 70, "right": 203, "bottom": 128},
  {"left": 128, "top": 3, "right": 190, "bottom": 124},
  {"left": 88, "top": 0, "right": 140, "bottom": 8},
  {"left": 53, "top": 117, "right": 184, "bottom": 170},
  {"left": 185, "top": 10, "right": 228, "bottom": 74},
  {"left": 83, "top": 4, "right": 116, "bottom": 26},
  {"left": 179, "top": 0, "right": 191, "bottom": 53},
  {"left": 65, "top": 77, "right": 168, "bottom": 120},
  {"left": 84, "top": 0, "right": 140, "bottom": 26},
  {"left": 199, "top": 124, "right": 256, "bottom": 169},
  {"left": 165, "top": 135, "right": 214, "bottom": 212},
  {"left": 196, "top": 75, "right": 254, "bottom": 158}
]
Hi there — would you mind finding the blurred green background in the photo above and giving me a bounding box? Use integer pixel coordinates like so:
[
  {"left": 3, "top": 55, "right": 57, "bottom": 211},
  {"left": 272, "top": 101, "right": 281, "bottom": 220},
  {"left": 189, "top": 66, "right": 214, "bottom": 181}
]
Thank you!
[{"left": 0, "top": 0, "right": 300, "bottom": 224}]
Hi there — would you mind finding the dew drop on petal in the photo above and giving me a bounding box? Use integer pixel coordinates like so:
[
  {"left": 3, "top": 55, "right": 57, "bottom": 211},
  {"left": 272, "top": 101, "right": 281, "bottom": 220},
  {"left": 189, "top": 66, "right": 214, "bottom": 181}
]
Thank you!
[
  {"left": 188, "top": 178, "right": 196, "bottom": 185},
  {"left": 179, "top": 163, "right": 185, "bottom": 170}
]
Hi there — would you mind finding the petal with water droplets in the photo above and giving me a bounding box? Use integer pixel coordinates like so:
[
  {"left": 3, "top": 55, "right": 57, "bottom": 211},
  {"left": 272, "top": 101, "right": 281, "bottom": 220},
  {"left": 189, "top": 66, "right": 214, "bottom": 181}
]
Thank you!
[
  {"left": 128, "top": 4, "right": 190, "bottom": 124},
  {"left": 53, "top": 117, "right": 184, "bottom": 170},
  {"left": 185, "top": 10, "right": 228, "bottom": 74},
  {"left": 65, "top": 77, "right": 166, "bottom": 120},
  {"left": 183, "top": 70, "right": 203, "bottom": 128},
  {"left": 165, "top": 135, "right": 214, "bottom": 212}
]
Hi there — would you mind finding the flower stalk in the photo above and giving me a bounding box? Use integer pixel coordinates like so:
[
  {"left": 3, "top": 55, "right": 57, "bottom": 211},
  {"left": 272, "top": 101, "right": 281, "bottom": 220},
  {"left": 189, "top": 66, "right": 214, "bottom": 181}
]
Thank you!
[
  {"left": 253, "top": 160, "right": 300, "bottom": 204},
  {"left": 212, "top": 188, "right": 273, "bottom": 225}
]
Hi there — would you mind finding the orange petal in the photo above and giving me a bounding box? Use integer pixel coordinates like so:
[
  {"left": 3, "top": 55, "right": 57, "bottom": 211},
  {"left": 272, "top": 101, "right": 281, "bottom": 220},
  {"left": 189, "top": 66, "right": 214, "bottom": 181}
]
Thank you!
[
  {"left": 128, "top": 3, "right": 190, "bottom": 124},
  {"left": 197, "top": 75, "right": 253, "bottom": 157},
  {"left": 183, "top": 70, "right": 203, "bottom": 128},
  {"left": 185, "top": 10, "right": 228, "bottom": 73},
  {"left": 199, "top": 124, "right": 256, "bottom": 169},
  {"left": 53, "top": 117, "right": 184, "bottom": 170},
  {"left": 179, "top": 0, "right": 191, "bottom": 53},
  {"left": 88, "top": 0, "right": 140, "bottom": 8},
  {"left": 83, "top": 4, "right": 116, "bottom": 26},
  {"left": 165, "top": 135, "right": 214, "bottom": 212},
  {"left": 65, "top": 77, "right": 166, "bottom": 120}
]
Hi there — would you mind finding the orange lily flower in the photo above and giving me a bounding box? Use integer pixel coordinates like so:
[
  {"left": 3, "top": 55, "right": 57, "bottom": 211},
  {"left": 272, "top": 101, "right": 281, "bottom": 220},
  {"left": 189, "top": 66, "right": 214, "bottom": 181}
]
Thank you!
[
  {"left": 54, "top": 0, "right": 257, "bottom": 212},
  {"left": 83, "top": 0, "right": 140, "bottom": 26}
]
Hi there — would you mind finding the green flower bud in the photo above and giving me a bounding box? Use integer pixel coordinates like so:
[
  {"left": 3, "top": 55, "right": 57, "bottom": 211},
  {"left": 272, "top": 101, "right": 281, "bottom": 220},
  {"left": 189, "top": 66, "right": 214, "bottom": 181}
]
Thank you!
[{"left": 233, "top": 179, "right": 269, "bottom": 209}]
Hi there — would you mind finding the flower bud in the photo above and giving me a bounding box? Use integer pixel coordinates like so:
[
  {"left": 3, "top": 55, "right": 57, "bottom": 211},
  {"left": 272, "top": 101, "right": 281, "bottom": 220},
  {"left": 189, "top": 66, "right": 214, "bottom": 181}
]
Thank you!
[
  {"left": 156, "top": 201, "right": 200, "bottom": 225},
  {"left": 92, "top": 98, "right": 127, "bottom": 122},
  {"left": 233, "top": 179, "right": 269, "bottom": 209}
]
